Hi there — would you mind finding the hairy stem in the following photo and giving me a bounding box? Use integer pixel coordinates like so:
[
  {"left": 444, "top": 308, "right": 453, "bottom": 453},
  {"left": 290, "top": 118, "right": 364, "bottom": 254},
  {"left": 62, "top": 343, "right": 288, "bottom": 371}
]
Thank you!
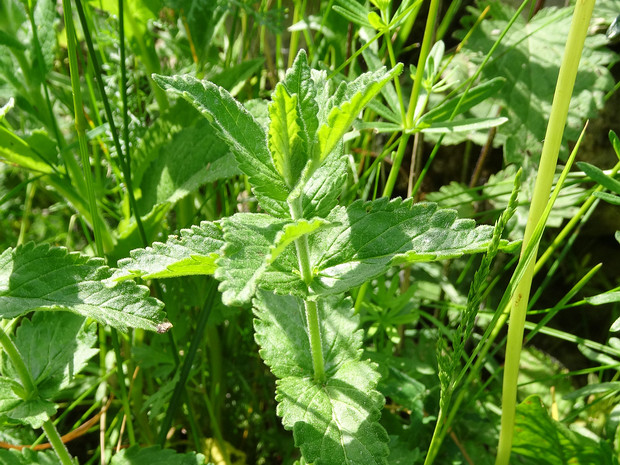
[
  {"left": 42, "top": 420, "right": 75, "bottom": 465},
  {"left": 290, "top": 197, "right": 326, "bottom": 383}
]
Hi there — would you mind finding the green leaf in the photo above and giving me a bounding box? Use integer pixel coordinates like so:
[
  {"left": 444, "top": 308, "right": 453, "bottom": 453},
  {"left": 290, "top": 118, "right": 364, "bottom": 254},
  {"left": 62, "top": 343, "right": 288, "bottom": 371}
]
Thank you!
[
  {"left": 210, "top": 57, "right": 265, "bottom": 95},
  {"left": 267, "top": 218, "right": 332, "bottom": 265},
  {"left": 301, "top": 143, "right": 348, "bottom": 218},
  {"left": 268, "top": 84, "right": 305, "bottom": 188},
  {"left": 310, "top": 198, "right": 498, "bottom": 295},
  {"left": 0, "top": 244, "right": 166, "bottom": 332},
  {"left": 152, "top": 74, "right": 289, "bottom": 216},
  {"left": 593, "top": 191, "right": 620, "bottom": 205},
  {"left": 0, "top": 378, "right": 56, "bottom": 428},
  {"left": 0, "top": 449, "right": 61, "bottom": 465},
  {"left": 0, "top": 126, "right": 55, "bottom": 174},
  {"left": 115, "top": 221, "right": 225, "bottom": 280},
  {"left": 512, "top": 395, "right": 613, "bottom": 465},
  {"left": 12, "top": 312, "right": 98, "bottom": 398},
  {"left": 418, "top": 117, "right": 508, "bottom": 134},
  {"left": 137, "top": 118, "right": 239, "bottom": 215},
  {"left": 418, "top": 77, "right": 505, "bottom": 124},
  {"left": 253, "top": 291, "right": 389, "bottom": 465},
  {"left": 281, "top": 50, "right": 320, "bottom": 160},
  {"left": 32, "top": 0, "right": 56, "bottom": 79},
  {"left": 216, "top": 214, "right": 291, "bottom": 306},
  {"left": 317, "top": 64, "right": 404, "bottom": 161},
  {"left": 577, "top": 161, "right": 620, "bottom": 194},
  {"left": 110, "top": 445, "right": 205, "bottom": 465},
  {"left": 455, "top": 3, "right": 616, "bottom": 163}
]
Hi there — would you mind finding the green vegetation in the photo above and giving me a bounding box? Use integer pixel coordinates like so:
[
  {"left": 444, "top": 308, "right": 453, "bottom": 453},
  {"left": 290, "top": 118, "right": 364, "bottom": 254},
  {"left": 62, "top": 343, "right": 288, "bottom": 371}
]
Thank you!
[{"left": 0, "top": 0, "right": 619, "bottom": 464}]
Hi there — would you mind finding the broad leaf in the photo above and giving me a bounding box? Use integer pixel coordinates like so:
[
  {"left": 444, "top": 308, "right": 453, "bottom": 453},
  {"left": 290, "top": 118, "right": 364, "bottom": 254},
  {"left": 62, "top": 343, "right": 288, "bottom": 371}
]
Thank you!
[
  {"left": 137, "top": 118, "right": 239, "bottom": 215},
  {"left": 454, "top": 3, "right": 616, "bottom": 163},
  {"left": 152, "top": 74, "right": 289, "bottom": 216},
  {"left": 268, "top": 84, "right": 305, "bottom": 188},
  {"left": 110, "top": 445, "right": 205, "bottom": 465},
  {"left": 267, "top": 218, "right": 332, "bottom": 265},
  {"left": 216, "top": 214, "right": 290, "bottom": 306},
  {"left": 512, "top": 395, "right": 613, "bottom": 465},
  {"left": 0, "top": 378, "right": 56, "bottom": 428},
  {"left": 317, "top": 64, "right": 404, "bottom": 161},
  {"left": 115, "top": 221, "right": 224, "bottom": 281},
  {"left": 310, "top": 198, "right": 500, "bottom": 295},
  {"left": 280, "top": 50, "right": 320, "bottom": 161},
  {"left": 12, "top": 312, "right": 98, "bottom": 399},
  {"left": 0, "top": 244, "right": 166, "bottom": 332},
  {"left": 254, "top": 291, "right": 389, "bottom": 465}
]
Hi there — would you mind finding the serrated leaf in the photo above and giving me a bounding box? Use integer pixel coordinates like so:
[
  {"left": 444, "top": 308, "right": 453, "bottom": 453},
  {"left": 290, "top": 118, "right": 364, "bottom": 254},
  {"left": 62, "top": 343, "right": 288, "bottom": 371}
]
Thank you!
[
  {"left": 268, "top": 84, "right": 306, "bottom": 188},
  {"left": 137, "top": 118, "right": 239, "bottom": 215},
  {"left": 115, "top": 221, "right": 224, "bottom": 280},
  {"left": 12, "top": 312, "right": 98, "bottom": 398},
  {"left": 310, "top": 198, "right": 498, "bottom": 295},
  {"left": 152, "top": 74, "right": 289, "bottom": 216},
  {"left": 267, "top": 218, "right": 332, "bottom": 265},
  {"left": 0, "top": 244, "right": 165, "bottom": 332},
  {"left": 253, "top": 291, "right": 389, "bottom": 465},
  {"left": 0, "top": 378, "right": 56, "bottom": 428},
  {"left": 110, "top": 445, "right": 205, "bottom": 465},
  {"left": 32, "top": 0, "right": 56, "bottom": 79},
  {"left": 281, "top": 50, "right": 320, "bottom": 160},
  {"left": 512, "top": 395, "right": 612, "bottom": 465},
  {"left": 301, "top": 142, "right": 348, "bottom": 218},
  {"left": 216, "top": 214, "right": 290, "bottom": 306},
  {"left": 317, "top": 64, "right": 404, "bottom": 161}
]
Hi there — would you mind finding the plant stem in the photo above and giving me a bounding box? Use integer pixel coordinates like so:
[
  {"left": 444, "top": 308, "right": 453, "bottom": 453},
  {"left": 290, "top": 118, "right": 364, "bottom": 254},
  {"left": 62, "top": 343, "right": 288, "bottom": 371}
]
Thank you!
[
  {"left": 289, "top": 197, "right": 326, "bottom": 383},
  {"left": 42, "top": 420, "right": 75, "bottom": 465},
  {"left": 62, "top": 0, "right": 105, "bottom": 257},
  {"left": 110, "top": 330, "right": 136, "bottom": 445},
  {"left": 495, "top": 3, "right": 594, "bottom": 463}
]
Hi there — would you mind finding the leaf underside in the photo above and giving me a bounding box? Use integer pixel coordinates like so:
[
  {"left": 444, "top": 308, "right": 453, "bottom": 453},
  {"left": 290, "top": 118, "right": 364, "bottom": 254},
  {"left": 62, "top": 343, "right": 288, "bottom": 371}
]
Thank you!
[{"left": 115, "top": 221, "right": 224, "bottom": 281}]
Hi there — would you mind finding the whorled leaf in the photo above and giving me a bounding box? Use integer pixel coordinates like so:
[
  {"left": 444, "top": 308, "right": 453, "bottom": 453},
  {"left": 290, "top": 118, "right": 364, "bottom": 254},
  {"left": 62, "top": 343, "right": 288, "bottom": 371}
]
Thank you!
[
  {"left": 317, "top": 64, "right": 404, "bottom": 162},
  {"left": 114, "top": 221, "right": 224, "bottom": 281},
  {"left": 152, "top": 74, "right": 289, "bottom": 217},
  {"left": 0, "top": 244, "right": 166, "bottom": 332},
  {"left": 253, "top": 291, "right": 389, "bottom": 465},
  {"left": 310, "top": 198, "right": 503, "bottom": 295}
]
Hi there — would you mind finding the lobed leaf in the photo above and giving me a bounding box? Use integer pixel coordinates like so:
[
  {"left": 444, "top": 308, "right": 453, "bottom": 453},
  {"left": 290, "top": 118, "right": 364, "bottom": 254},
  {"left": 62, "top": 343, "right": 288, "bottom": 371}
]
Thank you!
[
  {"left": 152, "top": 74, "right": 289, "bottom": 216},
  {"left": 0, "top": 244, "right": 166, "bottom": 332},
  {"left": 253, "top": 291, "right": 389, "bottom": 465},
  {"left": 310, "top": 198, "right": 502, "bottom": 295},
  {"left": 115, "top": 221, "right": 225, "bottom": 281},
  {"left": 317, "top": 64, "right": 403, "bottom": 161}
]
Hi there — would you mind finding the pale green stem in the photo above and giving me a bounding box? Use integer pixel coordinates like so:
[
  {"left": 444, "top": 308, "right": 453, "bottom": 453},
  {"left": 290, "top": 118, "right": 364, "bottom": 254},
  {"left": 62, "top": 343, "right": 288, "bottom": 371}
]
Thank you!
[
  {"left": 290, "top": 197, "right": 326, "bottom": 382},
  {"left": 495, "top": 2, "right": 595, "bottom": 463},
  {"left": 405, "top": 0, "right": 440, "bottom": 128},
  {"left": 42, "top": 420, "right": 75, "bottom": 465},
  {"left": 62, "top": 0, "right": 104, "bottom": 257}
]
